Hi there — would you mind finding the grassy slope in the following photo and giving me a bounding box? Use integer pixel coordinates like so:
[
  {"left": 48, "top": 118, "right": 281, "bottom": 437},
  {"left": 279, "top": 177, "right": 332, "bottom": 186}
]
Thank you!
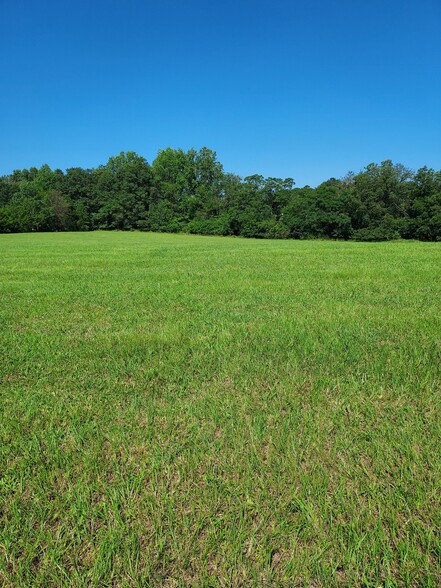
[{"left": 0, "top": 232, "right": 440, "bottom": 587}]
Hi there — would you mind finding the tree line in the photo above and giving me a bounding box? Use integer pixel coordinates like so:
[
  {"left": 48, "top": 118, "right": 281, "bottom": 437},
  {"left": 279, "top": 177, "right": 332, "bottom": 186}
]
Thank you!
[{"left": 0, "top": 148, "right": 440, "bottom": 240}]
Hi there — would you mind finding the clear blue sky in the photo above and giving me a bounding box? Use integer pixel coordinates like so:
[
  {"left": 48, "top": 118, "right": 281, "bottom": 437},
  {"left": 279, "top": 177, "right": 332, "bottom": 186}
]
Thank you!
[{"left": 1, "top": 0, "right": 440, "bottom": 186}]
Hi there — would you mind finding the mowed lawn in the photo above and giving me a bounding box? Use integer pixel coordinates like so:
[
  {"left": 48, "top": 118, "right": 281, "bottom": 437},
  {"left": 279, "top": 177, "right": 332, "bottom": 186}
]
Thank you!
[{"left": 0, "top": 232, "right": 440, "bottom": 587}]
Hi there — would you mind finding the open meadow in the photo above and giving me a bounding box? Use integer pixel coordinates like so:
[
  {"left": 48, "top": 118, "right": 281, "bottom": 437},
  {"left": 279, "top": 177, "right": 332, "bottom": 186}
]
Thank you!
[{"left": 0, "top": 231, "right": 440, "bottom": 587}]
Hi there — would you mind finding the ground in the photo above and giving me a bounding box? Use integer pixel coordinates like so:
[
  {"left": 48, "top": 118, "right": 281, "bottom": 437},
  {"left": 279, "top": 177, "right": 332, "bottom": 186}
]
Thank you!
[{"left": 0, "top": 232, "right": 440, "bottom": 586}]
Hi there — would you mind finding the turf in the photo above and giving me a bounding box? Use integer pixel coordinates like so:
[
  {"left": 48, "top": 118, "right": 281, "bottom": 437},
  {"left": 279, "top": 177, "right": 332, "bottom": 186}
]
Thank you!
[{"left": 0, "top": 231, "right": 440, "bottom": 587}]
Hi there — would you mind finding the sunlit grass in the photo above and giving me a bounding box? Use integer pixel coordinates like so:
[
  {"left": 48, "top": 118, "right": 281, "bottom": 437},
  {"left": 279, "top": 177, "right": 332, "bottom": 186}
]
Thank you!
[{"left": 1, "top": 231, "right": 440, "bottom": 586}]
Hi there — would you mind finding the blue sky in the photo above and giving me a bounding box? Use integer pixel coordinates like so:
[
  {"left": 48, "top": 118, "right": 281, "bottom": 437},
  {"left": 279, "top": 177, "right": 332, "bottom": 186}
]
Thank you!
[{"left": 1, "top": 0, "right": 440, "bottom": 186}]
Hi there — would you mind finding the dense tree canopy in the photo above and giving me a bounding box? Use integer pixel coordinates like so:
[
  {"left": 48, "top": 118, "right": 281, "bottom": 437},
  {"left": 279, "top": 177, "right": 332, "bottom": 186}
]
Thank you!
[{"left": 0, "top": 149, "right": 440, "bottom": 240}]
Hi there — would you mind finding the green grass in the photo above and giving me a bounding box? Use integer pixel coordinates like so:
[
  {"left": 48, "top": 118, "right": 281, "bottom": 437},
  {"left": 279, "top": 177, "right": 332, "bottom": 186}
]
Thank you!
[{"left": 0, "top": 231, "right": 440, "bottom": 587}]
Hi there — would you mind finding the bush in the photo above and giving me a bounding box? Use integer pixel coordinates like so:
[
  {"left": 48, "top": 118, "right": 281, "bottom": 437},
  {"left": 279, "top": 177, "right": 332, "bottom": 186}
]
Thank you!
[
  {"left": 352, "top": 227, "right": 400, "bottom": 241},
  {"left": 185, "top": 216, "right": 231, "bottom": 236},
  {"left": 262, "top": 220, "right": 289, "bottom": 239}
]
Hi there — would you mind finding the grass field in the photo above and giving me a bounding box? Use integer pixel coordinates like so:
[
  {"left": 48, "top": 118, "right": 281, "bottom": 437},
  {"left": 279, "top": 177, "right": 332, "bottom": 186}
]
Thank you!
[{"left": 0, "top": 232, "right": 440, "bottom": 587}]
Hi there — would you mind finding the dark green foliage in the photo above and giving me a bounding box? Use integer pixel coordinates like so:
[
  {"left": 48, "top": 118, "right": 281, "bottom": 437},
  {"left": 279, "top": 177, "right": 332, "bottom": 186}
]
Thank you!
[
  {"left": 1, "top": 151, "right": 440, "bottom": 240},
  {"left": 186, "top": 215, "right": 231, "bottom": 236}
]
